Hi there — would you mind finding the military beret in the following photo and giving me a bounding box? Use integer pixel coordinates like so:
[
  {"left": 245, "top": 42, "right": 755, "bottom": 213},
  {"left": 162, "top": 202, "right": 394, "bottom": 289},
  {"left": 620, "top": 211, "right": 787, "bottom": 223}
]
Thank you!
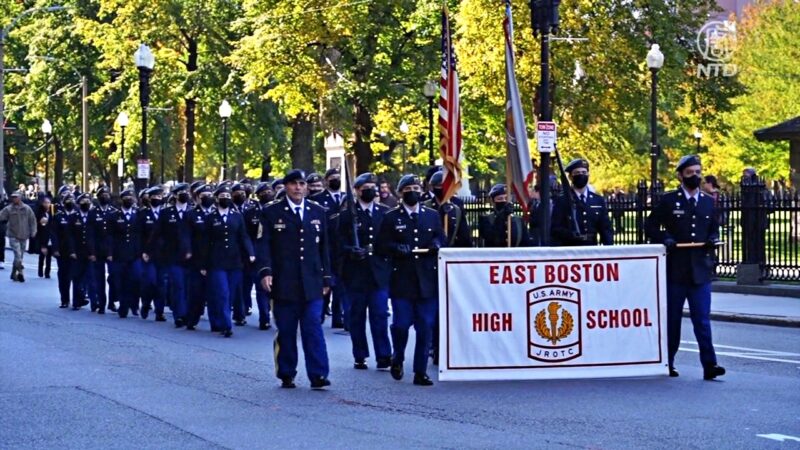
[
  {"left": 354, "top": 172, "right": 377, "bottom": 189},
  {"left": 231, "top": 183, "right": 245, "bottom": 192},
  {"left": 171, "top": 182, "right": 190, "bottom": 194},
  {"left": 306, "top": 172, "right": 323, "bottom": 184},
  {"left": 324, "top": 168, "right": 340, "bottom": 179},
  {"left": 120, "top": 189, "right": 136, "bottom": 198},
  {"left": 425, "top": 166, "right": 443, "bottom": 183},
  {"left": 138, "top": 189, "right": 149, "bottom": 199},
  {"left": 254, "top": 182, "right": 271, "bottom": 195},
  {"left": 429, "top": 170, "right": 445, "bottom": 187},
  {"left": 148, "top": 186, "right": 164, "bottom": 197},
  {"left": 238, "top": 178, "right": 251, "bottom": 185},
  {"left": 397, "top": 174, "right": 421, "bottom": 192},
  {"left": 743, "top": 167, "right": 756, "bottom": 177},
  {"left": 676, "top": 155, "right": 702, "bottom": 172},
  {"left": 565, "top": 158, "right": 589, "bottom": 173},
  {"left": 275, "top": 188, "right": 286, "bottom": 200},
  {"left": 76, "top": 193, "right": 92, "bottom": 203},
  {"left": 96, "top": 186, "right": 110, "bottom": 196},
  {"left": 195, "top": 184, "right": 212, "bottom": 195},
  {"left": 283, "top": 169, "right": 306, "bottom": 184},
  {"left": 270, "top": 178, "right": 284, "bottom": 190},
  {"left": 489, "top": 184, "right": 507, "bottom": 199},
  {"left": 189, "top": 180, "right": 205, "bottom": 193},
  {"left": 214, "top": 184, "right": 231, "bottom": 196},
  {"left": 57, "top": 185, "right": 71, "bottom": 197}
]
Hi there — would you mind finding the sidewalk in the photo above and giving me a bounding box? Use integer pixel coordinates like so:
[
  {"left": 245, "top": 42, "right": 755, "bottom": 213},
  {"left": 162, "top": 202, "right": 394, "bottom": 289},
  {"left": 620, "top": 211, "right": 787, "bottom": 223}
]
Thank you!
[{"left": 700, "top": 292, "right": 800, "bottom": 327}]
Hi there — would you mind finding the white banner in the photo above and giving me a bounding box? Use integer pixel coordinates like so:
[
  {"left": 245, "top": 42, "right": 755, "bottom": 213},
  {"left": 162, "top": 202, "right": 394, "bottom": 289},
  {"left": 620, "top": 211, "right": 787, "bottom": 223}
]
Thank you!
[{"left": 438, "top": 245, "right": 668, "bottom": 381}]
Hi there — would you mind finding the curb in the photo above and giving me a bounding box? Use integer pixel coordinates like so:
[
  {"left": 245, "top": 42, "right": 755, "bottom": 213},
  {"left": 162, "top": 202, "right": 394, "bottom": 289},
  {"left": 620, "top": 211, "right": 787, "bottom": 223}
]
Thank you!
[
  {"left": 712, "top": 281, "right": 800, "bottom": 299},
  {"left": 684, "top": 310, "right": 800, "bottom": 328}
]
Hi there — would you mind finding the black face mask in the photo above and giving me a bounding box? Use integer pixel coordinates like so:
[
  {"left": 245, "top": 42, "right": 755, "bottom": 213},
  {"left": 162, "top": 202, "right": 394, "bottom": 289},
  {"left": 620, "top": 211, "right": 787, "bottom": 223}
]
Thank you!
[
  {"left": 309, "top": 188, "right": 323, "bottom": 196},
  {"left": 328, "top": 179, "right": 341, "bottom": 191},
  {"left": 63, "top": 201, "right": 74, "bottom": 211},
  {"left": 360, "top": 188, "right": 377, "bottom": 203},
  {"left": 200, "top": 197, "right": 215, "bottom": 208},
  {"left": 98, "top": 196, "right": 110, "bottom": 206},
  {"left": 122, "top": 199, "right": 134, "bottom": 209},
  {"left": 79, "top": 203, "right": 91, "bottom": 212},
  {"left": 150, "top": 198, "right": 162, "bottom": 208},
  {"left": 572, "top": 174, "right": 589, "bottom": 189},
  {"left": 402, "top": 191, "right": 420, "bottom": 206},
  {"left": 177, "top": 193, "right": 190, "bottom": 204},
  {"left": 682, "top": 175, "right": 702, "bottom": 190},
  {"left": 432, "top": 188, "right": 444, "bottom": 200},
  {"left": 218, "top": 198, "right": 232, "bottom": 209},
  {"left": 258, "top": 194, "right": 272, "bottom": 205},
  {"left": 233, "top": 193, "right": 246, "bottom": 206},
  {"left": 494, "top": 201, "right": 508, "bottom": 212}
]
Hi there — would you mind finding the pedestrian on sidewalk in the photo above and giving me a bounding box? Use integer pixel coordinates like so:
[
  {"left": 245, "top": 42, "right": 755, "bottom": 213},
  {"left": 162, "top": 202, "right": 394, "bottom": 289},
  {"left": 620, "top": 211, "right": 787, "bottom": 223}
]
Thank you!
[{"left": 0, "top": 191, "right": 38, "bottom": 282}]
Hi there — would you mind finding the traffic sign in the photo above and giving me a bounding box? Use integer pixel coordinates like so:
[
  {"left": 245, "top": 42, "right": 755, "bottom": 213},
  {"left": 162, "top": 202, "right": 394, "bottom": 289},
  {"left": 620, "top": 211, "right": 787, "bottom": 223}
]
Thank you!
[
  {"left": 536, "top": 121, "right": 557, "bottom": 153},
  {"left": 137, "top": 159, "right": 150, "bottom": 179}
]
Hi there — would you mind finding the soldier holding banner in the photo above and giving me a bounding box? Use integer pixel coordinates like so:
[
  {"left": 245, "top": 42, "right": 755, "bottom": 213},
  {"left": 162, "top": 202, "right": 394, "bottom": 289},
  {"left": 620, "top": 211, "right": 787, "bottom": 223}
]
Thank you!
[{"left": 478, "top": 184, "right": 532, "bottom": 248}]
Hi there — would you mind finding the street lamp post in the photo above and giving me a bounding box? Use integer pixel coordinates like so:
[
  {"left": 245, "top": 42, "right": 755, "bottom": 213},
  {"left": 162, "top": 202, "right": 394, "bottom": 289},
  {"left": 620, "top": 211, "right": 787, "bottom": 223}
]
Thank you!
[
  {"left": 116, "top": 111, "right": 129, "bottom": 192},
  {"left": 41, "top": 119, "right": 52, "bottom": 196},
  {"left": 423, "top": 80, "right": 437, "bottom": 166},
  {"left": 400, "top": 121, "right": 410, "bottom": 173},
  {"left": 134, "top": 43, "right": 155, "bottom": 191},
  {"left": 646, "top": 43, "right": 664, "bottom": 207},
  {"left": 693, "top": 130, "right": 702, "bottom": 153},
  {"left": 218, "top": 100, "right": 232, "bottom": 180}
]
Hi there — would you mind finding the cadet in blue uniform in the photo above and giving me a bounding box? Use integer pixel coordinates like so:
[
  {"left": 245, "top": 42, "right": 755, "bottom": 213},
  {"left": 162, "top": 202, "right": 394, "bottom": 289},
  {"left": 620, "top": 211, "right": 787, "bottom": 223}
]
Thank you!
[
  {"left": 185, "top": 184, "right": 216, "bottom": 330},
  {"left": 646, "top": 155, "right": 725, "bottom": 380},
  {"left": 50, "top": 193, "right": 83, "bottom": 309},
  {"left": 339, "top": 173, "right": 393, "bottom": 370},
  {"left": 157, "top": 183, "right": 193, "bottom": 327},
  {"left": 377, "top": 174, "right": 445, "bottom": 386},
  {"left": 551, "top": 159, "right": 613, "bottom": 246},
  {"left": 478, "top": 184, "right": 533, "bottom": 248},
  {"left": 233, "top": 182, "right": 256, "bottom": 325},
  {"left": 88, "top": 186, "right": 118, "bottom": 313},
  {"left": 70, "top": 193, "right": 96, "bottom": 311},
  {"left": 425, "top": 170, "right": 472, "bottom": 248},
  {"left": 248, "top": 182, "right": 273, "bottom": 330},
  {"left": 305, "top": 172, "right": 324, "bottom": 197},
  {"left": 140, "top": 187, "right": 167, "bottom": 321},
  {"left": 256, "top": 169, "right": 332, "bottom": 389},
  {"left": 201, "top": 185, "right": 254, "bottom": 337},
  {"left": 311, "top": 168, "right": 349, "bottom": 329},
  {"left": 109, "top": 190, "right": 142, "bottom": 318}
]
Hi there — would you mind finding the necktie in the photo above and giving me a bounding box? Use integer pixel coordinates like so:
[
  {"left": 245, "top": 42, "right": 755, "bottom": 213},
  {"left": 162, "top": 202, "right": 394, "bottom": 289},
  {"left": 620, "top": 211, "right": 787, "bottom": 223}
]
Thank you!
[
  {"left": 411, "top": 212, "right": 419, "bottom": 224},
  {"left": 223, "top": 214, "right": 227, "bottom": 223},
  {"left": 366, "top": 208, "right": 371, "bottom": 217},
  {"left": 125, "top": 213, "right": 130, "bottom": 221},
  {"left": 295, "top": 207, "right": 302, "bottom": 220},
  {"left": 334, "top": 193, "right": 340, "bottom": 204},
  {"left": 179, "top": 210, "right": 183, "bottom": 220},
  {"left": 689, "top": 197, "right": 696, "bottom": 212},
  {"left": 580, "top": 194, "right": 586, "bottom": 203}
]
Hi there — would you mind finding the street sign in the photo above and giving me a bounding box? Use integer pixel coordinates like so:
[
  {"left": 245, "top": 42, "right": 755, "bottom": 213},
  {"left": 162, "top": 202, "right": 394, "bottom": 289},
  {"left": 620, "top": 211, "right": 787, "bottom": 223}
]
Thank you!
[
  {"left": 137, "top": 159, "right": 150, "bottom": 179},
  {"left": 536, "top": 121, "right": 557, "bottom": 153}
]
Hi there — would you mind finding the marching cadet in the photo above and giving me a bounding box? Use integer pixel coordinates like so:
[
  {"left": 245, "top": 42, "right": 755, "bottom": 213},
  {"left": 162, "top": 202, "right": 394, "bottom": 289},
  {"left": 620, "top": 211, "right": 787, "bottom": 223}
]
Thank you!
[
  {"left": 140, "top": 186, "right": 168, "bottom": 321},
  {"left": 256, "top": 169, "right": 332, "bottom": 389},
  {"left": 311, "top": 168, "right": 349, "bottom": 329},
  {"left": 201, "top": 185, "right": 254, "bottom": 337},
  {"left": 54, "top": 185, "right": 72, "bottom": 214},
  {"left": 156, "top": 183, "right": 193, "bottom": 327},
  {"left": 478, "top": 184, "right": 533, "bottom": 247},
  {"left": 271, "top": 178, "right": 284, "bottom": 194},
  {"left": 420, "top": 165, "right": 442, "bottom": 203},
  {"left": 233, "top": 182, "right": 256, "bottom": 324},
  {"left": 70, "top": 193, "right": 97, "bottom": 311},
  {"left": 425, "top": 170, "right": 472, "bottom": 248},
  {"left": 377, "top": 174, "right": 445, "bottom": 386},
  {"left": 305, "top": 173, "right": 324, "bottom": 197},
  {"left": 185, "top": 184, "right": 216, "bottom": 330},
  {"left": 109, "top": 189, "right": 142, "bottom": 318},
  {"left": 189, "top": 180, "right": 205, "bottom": 204},
  {"left": 50, "top": 193, "right": 83, "bottom": 309},
  {"left": 646, "top": 155, "right": 725, "bottom": 380},
  {"left": 339, "top": 172, "right": 393, "bottom": 370},
  {"left": 89, "top": 186, "right": 118, "bottom": 313},
  {"left": 551, "top": 158, "right": 613, "bottom": 246},
  {"left": 246, "top": 182, "right": 272, "bottom": 330}
]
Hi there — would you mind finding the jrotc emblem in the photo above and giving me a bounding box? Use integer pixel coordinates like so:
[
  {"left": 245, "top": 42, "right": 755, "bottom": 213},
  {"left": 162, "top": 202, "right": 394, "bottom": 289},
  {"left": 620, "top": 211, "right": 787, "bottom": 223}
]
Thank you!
[{"left": 527, "top": 285, "right": 581, "bottom": 363}]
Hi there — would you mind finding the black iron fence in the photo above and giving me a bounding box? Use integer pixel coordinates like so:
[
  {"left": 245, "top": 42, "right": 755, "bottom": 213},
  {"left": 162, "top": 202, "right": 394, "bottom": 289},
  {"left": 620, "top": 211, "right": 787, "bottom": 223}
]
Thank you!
[{"left": 458, "top": 178, "right": 800, "bottom": 283}]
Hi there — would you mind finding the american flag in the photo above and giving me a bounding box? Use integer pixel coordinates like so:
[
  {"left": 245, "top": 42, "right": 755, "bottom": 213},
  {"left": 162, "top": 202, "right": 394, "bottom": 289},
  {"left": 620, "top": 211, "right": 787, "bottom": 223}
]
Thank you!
[
  {"left": 504, "top": 0, "right": 534, "bottom": 214},
  {"left": 438, "top": 5, "right": 463, "bottom": 203}
]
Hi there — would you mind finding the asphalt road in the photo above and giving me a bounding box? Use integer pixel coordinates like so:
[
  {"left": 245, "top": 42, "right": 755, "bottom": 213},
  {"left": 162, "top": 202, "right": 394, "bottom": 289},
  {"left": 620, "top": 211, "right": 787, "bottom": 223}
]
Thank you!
[{"left": 1, "top": 264, "right": 798, "bottom": 449}]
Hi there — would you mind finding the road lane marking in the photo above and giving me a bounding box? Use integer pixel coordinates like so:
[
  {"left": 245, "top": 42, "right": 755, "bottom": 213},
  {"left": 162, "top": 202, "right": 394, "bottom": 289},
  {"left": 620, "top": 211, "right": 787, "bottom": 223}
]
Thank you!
[
  {"left": 679, "top": 347, "right": 800, "bottom": 364},
  {"left": 681, "top": 340, "right": 800, "bottom": 356},
  {"left": 757, "top": 434, "right": 800, "bottom": 442}
]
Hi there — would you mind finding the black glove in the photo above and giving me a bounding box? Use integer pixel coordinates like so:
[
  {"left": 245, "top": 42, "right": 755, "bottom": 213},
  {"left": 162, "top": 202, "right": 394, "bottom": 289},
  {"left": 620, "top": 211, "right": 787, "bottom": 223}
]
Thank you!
[
  {"left": 396, "top": 244, "right": 412, "bottom": 257},
  {"left": 428, "top": 244, "right": 441, "bottom": 255},
  {"left": 571, "top": 231, "right": 587, "bottom": 242},
  {"left": 349, "top": 247, "right": 368, "bottom": 260},
  {"left": 663, "top": 238, "right": 677, "bottom": 250},
  {"left": 704, "top": 239, "right": 720, "bottom": 250}
]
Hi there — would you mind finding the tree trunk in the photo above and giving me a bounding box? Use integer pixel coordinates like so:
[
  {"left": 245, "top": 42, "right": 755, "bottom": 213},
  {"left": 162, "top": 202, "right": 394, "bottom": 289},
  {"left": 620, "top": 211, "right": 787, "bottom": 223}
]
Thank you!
[
  {"left": 353, "top": 101, "right": 373, "bottom": 174},
  {"left": 183, "top": 36, "right": 198, "bottom": 183},
  {"left": 290, "top": 115, "right": 314, "bottom": 172},
  {"left": 54, "top": 137, "right": 64, "bottom": 191},
  {"left": 261, "top": 147, "right": 272, "bottom": 181}
]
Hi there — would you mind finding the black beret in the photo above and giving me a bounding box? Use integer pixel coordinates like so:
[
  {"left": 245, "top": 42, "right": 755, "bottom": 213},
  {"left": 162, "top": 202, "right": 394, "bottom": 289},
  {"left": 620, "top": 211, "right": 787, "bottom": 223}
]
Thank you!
[
  {"left": 489, "top": 184, "right": 507, "bottom": 199},
  {"left": 354, "top": 172, "right": 377, "bottom": 189},
  {"left": 565, "top": 158, "right": 589, "bottom": 173},
  {"left": 676, "top": 155, "right": 702, "bottom": 172},
  {"left": 214, "top": 184, "right": 231, "bottom": 196},
  {"left": 429, "top": 170, "right": 445, "bottom": 186},
  {"left": 425, "top": 165, "right": 443, "bottom": 183},
  {"left": 96, "top": 186, "right": 110, "bottom": 196},
  {"left": 189, "top": 180, "right": 205, "bottom": 193},
  {"left": 195, "top": 184, "right": 212, "bottom": 195},
  {"left": 254, "top": 182, "right": 271, "bottom": 195},
  {"left": 57, "top": 185, "right": 71, "bottom": 197},
  {"left": 138, "top": 189, "right": 149, "bottom": 199},
  {"left": 397, "top": 174, "right": 421, "bottom": 192},
  {"left": 238, "top": 178, "right": 251, "bottom": 185},
  {"left": 283, "top": 169, "right": 306, "bottom": 184},
  {"left": 76, "top": 193, "right": 92, "bottom": 203},
  {"left": 275, "top": 188, "right": 286, "bottom": 200},
  {"left": 270, "top": 178, "right": 284, "bottom": 190},
  {"left": 120, "top": 189, "right": 136, "bottom": 198},
  {"left": 231, "top": 183, "right": 245, "bottom": 192},
  {"left": 306, "top": 172, "right": 323, "bottom": 184},
  {"left": 148, "top": 186, "right": 164, "bottom": 197},
  {"left": 324, "top": 168, "right": 340, "bottom": 179},
  {"left": 171, "top": 182, "right": 190, "bottom": 194}
]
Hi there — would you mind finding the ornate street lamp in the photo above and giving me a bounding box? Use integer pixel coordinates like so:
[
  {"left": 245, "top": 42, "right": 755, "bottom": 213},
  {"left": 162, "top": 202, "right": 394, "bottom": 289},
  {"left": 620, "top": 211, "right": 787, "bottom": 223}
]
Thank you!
[
  {"left": 218, "top": 99, "right": 232, "bottom": 180},
  {"left": 41, "top": 119, "right": 52, "bottom": 195},
  {"left": 134, "top": 43, "right": 155, "bottom": 190},
  {"left": 693, "top": 130, "right": 702, "bottom": 153},
  {"left": 646, "top": 43, "right": 664, "bottom": 206}
]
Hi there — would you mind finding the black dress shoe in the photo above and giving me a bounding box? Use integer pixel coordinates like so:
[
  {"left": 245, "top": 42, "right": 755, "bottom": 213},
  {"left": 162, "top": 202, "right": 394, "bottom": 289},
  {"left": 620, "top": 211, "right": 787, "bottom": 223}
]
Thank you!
[
  {"left": 140, "top": 307, "right": 150, "bottom": 320},
  {"left": 186, "top": 325, "right": 196, "bottom": 331},
  {"left": 155, "top": 314, "right": 167, "bottom": 322},
  {"left": 59, "top": 303, "right": 68, "bottom": 309},
  {"left": 45, "top": 274, "right": 51, "bottom": 279},
  {"left": 280, "top": 377, "right": 296, "bottom": 389},
  {"left": 72, "top": 306, "right": 80, "bottom": 311},
  {"left": 235, "top": 319, "right": 247, "bottom": 326},
  {"left": 38, "top": 271, "right": 43, "bottom": 278},
  {"left": 97, "top": 309, "right": 105, "bottom": 315},
  {"left": 669, "top": 367, "right": 680, "bottom": 377},
  {"left": 91, "top": 305, "right": 97, "bottom": 312},
  {"left": 310, "top": 377, "right": 331, "bottom": 390},
  {"left": 376, "top": 358, "right": 391, "bottom": 370},
  {"left": 174, "top": 318, "right": 185, "bottom": 328},
  {"left": 222, "top": 329, "right": 233, "bottom": 338},
  {"left": 413, "top": 373, "right": 434, "bottom": 386},
  {"left": 703, "top": 365, "right": 726, "bottom": 380},
  {"left": 18, "top": 272, "right": 25, "bottom": 282},
  {"left": 259, "top": 323, "right": 272, "bottom": 331},
  {"left": 108, "top": 304, "right": 118, "bottom": 312},
  {"left": 390, "top": 363, "right": 404, "bottom": 381},
  {"left": 78, "top": 298, "right": 89, "bottom": 307},
  {"left": 354, "top": 360, "right": 368, "bottom": 370}
]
